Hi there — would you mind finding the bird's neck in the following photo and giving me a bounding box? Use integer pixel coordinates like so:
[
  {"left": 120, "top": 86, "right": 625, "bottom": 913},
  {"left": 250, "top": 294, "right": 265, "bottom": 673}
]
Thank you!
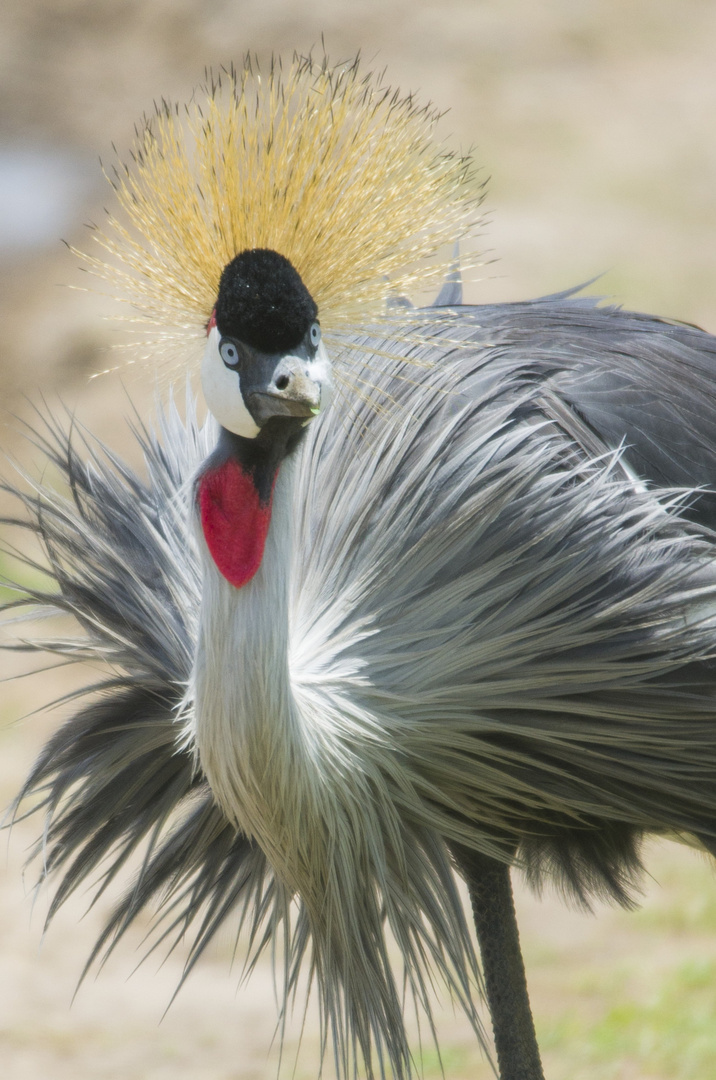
[
  {"left": 191, "top": 441, "right": 307, "bottom": 869},
  {"left": 188, "top": 427, "right": 468, "bottom": 1021}
]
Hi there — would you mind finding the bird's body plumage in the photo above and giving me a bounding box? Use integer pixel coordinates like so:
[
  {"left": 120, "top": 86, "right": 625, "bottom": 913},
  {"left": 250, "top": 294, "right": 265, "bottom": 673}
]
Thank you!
[{"left": 8, "top": 293, "right": 716, "bottom": 1076}]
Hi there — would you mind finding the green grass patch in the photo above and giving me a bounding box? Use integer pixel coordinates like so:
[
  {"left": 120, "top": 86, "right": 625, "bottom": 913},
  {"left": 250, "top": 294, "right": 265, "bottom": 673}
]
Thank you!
[
  {"left": 0, "top": 548, "right": 56, "bottom": 605},
  {"left": 540, "top": 958, "right": 716, "bottom": 1080},
  {"left": 635, "top": 852, "right": 716, "bottom": 934}
]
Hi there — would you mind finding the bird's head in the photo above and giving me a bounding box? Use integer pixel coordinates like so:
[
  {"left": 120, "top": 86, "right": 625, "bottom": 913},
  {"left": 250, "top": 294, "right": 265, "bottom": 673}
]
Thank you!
[
  {"left": 202, "top": 248, "right": 332, "bottom": 443},
  {"left": 77, "top": 54, "right": 484, "bottom": 414},
  {"left": 196, "top": 249, "right": 333, "bottom": 590}
]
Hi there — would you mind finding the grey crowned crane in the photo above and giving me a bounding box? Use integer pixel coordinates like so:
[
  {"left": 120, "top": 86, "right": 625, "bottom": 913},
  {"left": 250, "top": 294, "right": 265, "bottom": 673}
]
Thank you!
[{"left": 5, "top": 54, "right": 716, "bottom": 1080}]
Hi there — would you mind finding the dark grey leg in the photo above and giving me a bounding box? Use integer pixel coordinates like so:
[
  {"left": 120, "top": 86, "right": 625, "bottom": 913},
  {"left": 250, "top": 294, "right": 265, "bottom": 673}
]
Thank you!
[{"left": 453, "top": 845, "right": 545, "bottom": 1080}]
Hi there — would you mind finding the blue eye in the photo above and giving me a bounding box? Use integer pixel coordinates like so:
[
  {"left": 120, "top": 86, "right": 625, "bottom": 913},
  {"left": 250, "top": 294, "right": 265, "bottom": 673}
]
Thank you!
[
  {"left": 219, "top": 338, "right": 240, "bottom": 367},
  {"left": 309, "top": 322, "right": 321, "bottom": 348}
]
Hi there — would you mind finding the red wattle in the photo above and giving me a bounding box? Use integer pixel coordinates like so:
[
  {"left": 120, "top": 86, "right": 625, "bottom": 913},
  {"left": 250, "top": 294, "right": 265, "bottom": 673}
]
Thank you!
[{"left": 198, "top": 458, "right": 274, "bottom": 588}]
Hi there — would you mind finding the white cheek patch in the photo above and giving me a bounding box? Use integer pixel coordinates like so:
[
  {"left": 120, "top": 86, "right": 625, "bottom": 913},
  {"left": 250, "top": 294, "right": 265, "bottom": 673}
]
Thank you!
[
  {"left": 201, "top": 327, "right": 260, "bottom": 439},
  {"left": 306, "top": 341, "right": 333, "bottom": 415}
]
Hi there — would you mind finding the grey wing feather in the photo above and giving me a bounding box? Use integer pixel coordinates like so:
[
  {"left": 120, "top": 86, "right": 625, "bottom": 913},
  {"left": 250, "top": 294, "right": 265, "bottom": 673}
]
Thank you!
[
  {"left": 455, "top": 296, "right": 716, "bottom": 526},
  {"left": 3, "top": 398, "right": 271, "bottom": 974},
  {"left": 431, "top": 242, "right": 462, "bottom": 306},
  {"left": 294, "top": 297, "right": 716, "bottom": 907}
]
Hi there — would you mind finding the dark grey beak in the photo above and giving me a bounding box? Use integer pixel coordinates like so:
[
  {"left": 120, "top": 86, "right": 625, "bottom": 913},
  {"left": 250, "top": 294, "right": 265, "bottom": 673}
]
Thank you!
[{"left": 241, "top": 347, "right": 321, "bottom": 427}]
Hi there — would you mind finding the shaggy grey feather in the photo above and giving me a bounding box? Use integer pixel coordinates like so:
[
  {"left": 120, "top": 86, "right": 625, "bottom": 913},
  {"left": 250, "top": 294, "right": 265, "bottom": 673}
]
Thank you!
[{"left": 5, "top": 295, "right": 716, "bottom": 1078}]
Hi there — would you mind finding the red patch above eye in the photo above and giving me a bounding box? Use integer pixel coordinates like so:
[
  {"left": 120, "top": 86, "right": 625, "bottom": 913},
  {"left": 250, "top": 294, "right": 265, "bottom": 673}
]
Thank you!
[
  {"left": 198, "top": 457, "right": 275, "bottom": 588},
  {"left": 206, "top": 308, "right": 217, "bottom": 336}
]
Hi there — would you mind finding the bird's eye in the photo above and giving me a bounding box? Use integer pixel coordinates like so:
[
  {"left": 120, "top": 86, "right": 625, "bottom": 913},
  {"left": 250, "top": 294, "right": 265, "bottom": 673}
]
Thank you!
[
  {"left": 219, "top": 339, "right": 240, "bottom": 367},
  {"left": 309, "top": 322, "right": 321, "bottom": 348}
]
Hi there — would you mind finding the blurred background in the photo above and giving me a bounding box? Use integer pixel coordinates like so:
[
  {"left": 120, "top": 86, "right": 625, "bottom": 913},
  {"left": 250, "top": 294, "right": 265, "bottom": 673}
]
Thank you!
[{"left": 1, "top": 2, "right": 716, "bottom": 1077}]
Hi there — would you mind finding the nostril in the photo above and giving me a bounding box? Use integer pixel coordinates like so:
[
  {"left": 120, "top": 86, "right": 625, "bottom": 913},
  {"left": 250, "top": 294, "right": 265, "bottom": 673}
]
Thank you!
[{"left": 275, "top": 375, "right": 290, "bottom": 391}]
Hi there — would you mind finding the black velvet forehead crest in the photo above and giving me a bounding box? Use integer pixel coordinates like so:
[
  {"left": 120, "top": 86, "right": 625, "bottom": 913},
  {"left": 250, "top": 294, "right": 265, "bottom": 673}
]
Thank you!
[{"left": 215, "top": 249, "right": 318, "bottom": 353}]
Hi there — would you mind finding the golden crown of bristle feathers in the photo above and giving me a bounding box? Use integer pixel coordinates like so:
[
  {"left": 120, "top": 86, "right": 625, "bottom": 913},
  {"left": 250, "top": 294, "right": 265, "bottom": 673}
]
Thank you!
[{"left": 79, "top": 53, "right": 485, "bottom": 373}]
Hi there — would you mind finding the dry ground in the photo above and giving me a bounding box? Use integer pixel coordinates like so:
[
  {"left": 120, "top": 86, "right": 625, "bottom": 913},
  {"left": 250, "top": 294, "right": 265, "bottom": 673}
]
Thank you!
[{"left": 2, "top": 2, "right": 716, "bottom": 1077}]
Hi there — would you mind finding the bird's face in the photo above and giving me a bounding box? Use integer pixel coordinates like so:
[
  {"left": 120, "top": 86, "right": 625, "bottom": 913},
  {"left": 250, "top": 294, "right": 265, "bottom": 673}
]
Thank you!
[
  {"left": 200, "top": 248, "right": 332, "bottom": 440},
  {"left": 201, "top": 322, "right": 332, "bottom": 439}
]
